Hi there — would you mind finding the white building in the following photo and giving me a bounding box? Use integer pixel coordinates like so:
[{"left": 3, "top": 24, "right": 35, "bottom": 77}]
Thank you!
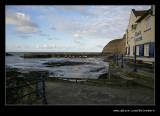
[{"left": 125, "top": 5, "right": 155, "bottom": 64}]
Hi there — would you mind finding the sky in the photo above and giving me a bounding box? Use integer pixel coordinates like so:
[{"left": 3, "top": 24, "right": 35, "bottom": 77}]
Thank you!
[{"left": 6, "top": 5, "right": 150, "bottom": 52}]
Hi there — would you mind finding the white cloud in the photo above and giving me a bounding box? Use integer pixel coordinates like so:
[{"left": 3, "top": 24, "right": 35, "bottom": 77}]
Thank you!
[
  {"left": 49, "top": 5, "right": 150, "bottom": 41},
  {"left": 6, "top": 5, "right": 151, "bottom": 52},
  {"left": 6, "top": 12, "right": 38, "bottom": 33},
  {"left": 35, "top": 44, "right": 56, "bottom": 49},
  {"left": 16, "top": 25, "right": 38, "bottom": 33},
  {"left": 73, "top": 33, "right": 81, "bottom": 38}
]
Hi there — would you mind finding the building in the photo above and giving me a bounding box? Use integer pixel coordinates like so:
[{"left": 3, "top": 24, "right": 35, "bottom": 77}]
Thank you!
[
  {"left": 102, "top": 34, "right": 126, "bottom": 55},
  {"left": 125, "top": 6, "right": 155, "bottom": 64}
]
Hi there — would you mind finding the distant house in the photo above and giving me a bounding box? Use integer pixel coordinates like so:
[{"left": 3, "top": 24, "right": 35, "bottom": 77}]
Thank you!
[
  {"left": 102, "top": 34, "right": 126, "bottom": 55},
  {"left": 125, "top": 5, "right": 155, "bottom": 63}
]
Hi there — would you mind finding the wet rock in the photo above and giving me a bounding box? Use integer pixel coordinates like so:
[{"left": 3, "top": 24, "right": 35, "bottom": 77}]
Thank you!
[
  {"left": 22, "top": 54, "right": 52, "bottom": 58},
  {"left": 89, "top": 67, "right": 105, "bottom": 72},
  {"left": 44, "top": 61, "right": 91, "bottom": 67},
  {"left": 98, "top": 73, "right": 108, "bottom": 79},
  {"left": 6, "top": 53, "right": 13, "bottom": 56}
]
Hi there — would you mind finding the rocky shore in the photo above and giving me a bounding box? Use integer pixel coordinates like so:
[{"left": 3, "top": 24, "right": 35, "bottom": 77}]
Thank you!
[{"left": 43, "top": 61, "right": 92, "bottom": 67}]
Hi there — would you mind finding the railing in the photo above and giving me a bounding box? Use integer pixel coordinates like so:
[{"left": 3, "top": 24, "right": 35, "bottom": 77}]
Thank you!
[
  {"left": 6, "top": 71, "right": 48, "bottom": 104},
  {"left": 112, "top": 54, "right": 154, "bottom": 73}
]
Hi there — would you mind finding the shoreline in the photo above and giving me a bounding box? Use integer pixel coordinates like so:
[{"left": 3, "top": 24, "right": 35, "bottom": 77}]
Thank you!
[{"left": 5, "top": 58, "right": 154, "bottom": 104}]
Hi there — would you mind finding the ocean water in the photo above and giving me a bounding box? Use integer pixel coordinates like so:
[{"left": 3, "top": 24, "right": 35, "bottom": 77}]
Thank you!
[{"left": 6, "top": 52, "right": 109, "bottom": 79}]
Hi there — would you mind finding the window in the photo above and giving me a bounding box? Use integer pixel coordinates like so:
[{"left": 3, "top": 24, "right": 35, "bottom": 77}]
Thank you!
[
  {"left": 144, "top": 44, "right": 149, "bottom": 56},
  {"left": 136, "top": 45, "right": 139, "bottom": 56},
  {"left": 146, "top": 16, "right": 151, "bottom": 30},
  {"left": 131, "top": 24, "right": 137, "bottom": 30}
]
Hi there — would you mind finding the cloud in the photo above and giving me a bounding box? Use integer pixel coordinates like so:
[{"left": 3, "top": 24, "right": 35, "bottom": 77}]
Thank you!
[
  {"left": 53, "top": 5, "right": 89, "bottom": 15},
  {"left": 50, "top": 27, "right": 56, "bottom": 30},
  {"left": 18, "top": 34, "right": 31, "bottom": 39},
  {"left": 73, "top": 33, "right": 81, "bottom": 38},
  {"left": 6, "top": 12, "right": 38, "bottom": 33},
  {"left": 35, "top": 44, "right": 56, "bottom": 49},
  {"left": 74, "top": 39, "right": 84, "bottom": 46},
  {"left": 96, "top": 44, "right": 104, "bottom": 48},
  {"left": 56, "top": 6, "right": 149, "bottom": 40},
  {"left": 6, "top": 5, "right": 151, "bottom": 52}
]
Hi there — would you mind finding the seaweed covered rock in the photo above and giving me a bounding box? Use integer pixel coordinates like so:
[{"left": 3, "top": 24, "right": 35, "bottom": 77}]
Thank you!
[
  {"left": 44, "top": 61, "right": 91, "bottom": 67},
  {"left": 98, "top": 73, "right": 108, "bottom": 79},
  {"left": 6, "top": 53, "right": 13, "bottom": 56}
]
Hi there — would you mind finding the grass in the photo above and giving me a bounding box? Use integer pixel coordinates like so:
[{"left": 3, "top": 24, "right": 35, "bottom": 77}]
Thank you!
[{"left": 108, "top": 62, "right": 154, "bottom": 89}]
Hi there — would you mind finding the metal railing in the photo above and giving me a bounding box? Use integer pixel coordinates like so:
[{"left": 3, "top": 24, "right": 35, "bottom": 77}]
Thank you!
[
  {"left": 112, "top": 54, "right": 154, "bottom": 73},
  {"left": 6, "top": 71, "right": 48, "bottom": 104}
]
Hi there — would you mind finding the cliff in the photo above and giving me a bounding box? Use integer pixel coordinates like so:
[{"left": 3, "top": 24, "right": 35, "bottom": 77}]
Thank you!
[{"left": 102, "top": 34, "right": 126, "bottom": 55}]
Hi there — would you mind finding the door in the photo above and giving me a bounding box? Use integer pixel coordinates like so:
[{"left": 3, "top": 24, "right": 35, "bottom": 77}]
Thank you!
[
  {"left": 149, "top": 42, "right": 155, "bottom": 57},
  {"left": 139, "top": 44, "right": 144, "bottom": 56}
]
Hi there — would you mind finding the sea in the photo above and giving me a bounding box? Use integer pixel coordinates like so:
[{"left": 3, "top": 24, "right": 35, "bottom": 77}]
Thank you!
[{"left": 6, "top": 52, "right": 109, "bottom": 79}]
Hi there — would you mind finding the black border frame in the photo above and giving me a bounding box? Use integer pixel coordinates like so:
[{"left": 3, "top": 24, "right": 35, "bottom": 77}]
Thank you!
[{"left": 1, "top": 0, "right": 160, "bottom": 113}]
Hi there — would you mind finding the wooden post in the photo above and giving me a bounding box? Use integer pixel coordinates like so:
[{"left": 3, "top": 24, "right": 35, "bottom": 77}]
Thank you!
[
  {"left": 113, "top": 54, "right": 115, "bottom": 63},
  {"left": 115, "top": 54, "right": 117, "bottom": 65},
  {"left": 108, "top": 64, "right": 110, "bottom": 80},
  {"left": 33, "top": 72, "right": 40, "bottom": 97},
  {"left": 42, "top": 73, "right": 47, "bottom": 104},
  {"left": 121, "top": 54, "right": 124, "bottom": 68},
  {"left": 133, "top": 46, "right": 137, "bottom": 72},
  {"left": 36, "top": 76, "right": 39, "bottom": 97},
  {"left": 117, "top": 54, "right": 119, "bottom": 66}
]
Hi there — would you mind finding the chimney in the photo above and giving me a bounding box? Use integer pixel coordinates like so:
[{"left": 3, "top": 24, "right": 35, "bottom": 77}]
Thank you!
[{"left": 132, "top": 9, "right": 135, "bottom": 12}]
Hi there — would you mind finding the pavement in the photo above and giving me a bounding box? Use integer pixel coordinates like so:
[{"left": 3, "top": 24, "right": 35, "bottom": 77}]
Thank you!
[{"left": 44, "top": 81, "right": 154, "bottom": 105}]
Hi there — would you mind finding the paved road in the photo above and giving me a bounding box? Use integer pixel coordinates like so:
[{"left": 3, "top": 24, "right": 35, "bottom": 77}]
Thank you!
[{"left": 45, "top": 81, "right": 154, "bottom": 105}]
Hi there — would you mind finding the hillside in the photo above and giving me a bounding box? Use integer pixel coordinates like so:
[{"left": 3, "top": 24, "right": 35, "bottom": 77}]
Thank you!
[{"left": 102, "top": 35, "right": 126, "bottom": 55}]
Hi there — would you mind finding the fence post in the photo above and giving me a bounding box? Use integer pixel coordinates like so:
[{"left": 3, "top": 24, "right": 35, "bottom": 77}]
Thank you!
[
  {"left": 42, "top": 73, "right": 47, "bottom": 104},
  {"left": 108, "top": 63, "right": 110, "bottom": 80},
  {"left": 121, "top": 54, "right": 124, "bottom": 68},
  {"left": 116, "top": 54, "right": 119, "bottom": 66},
  {"left": 36, "top": 75, "right": 39, "bottom": 97},
  {"left": 113, "top": 54, "right": 115, "bottom": 63},
  {"left": 133, "top": 47, "right": 137, "bottom": 72},
  {"left": 35, "top": 72, "right": 42, "bottom": 98}
]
